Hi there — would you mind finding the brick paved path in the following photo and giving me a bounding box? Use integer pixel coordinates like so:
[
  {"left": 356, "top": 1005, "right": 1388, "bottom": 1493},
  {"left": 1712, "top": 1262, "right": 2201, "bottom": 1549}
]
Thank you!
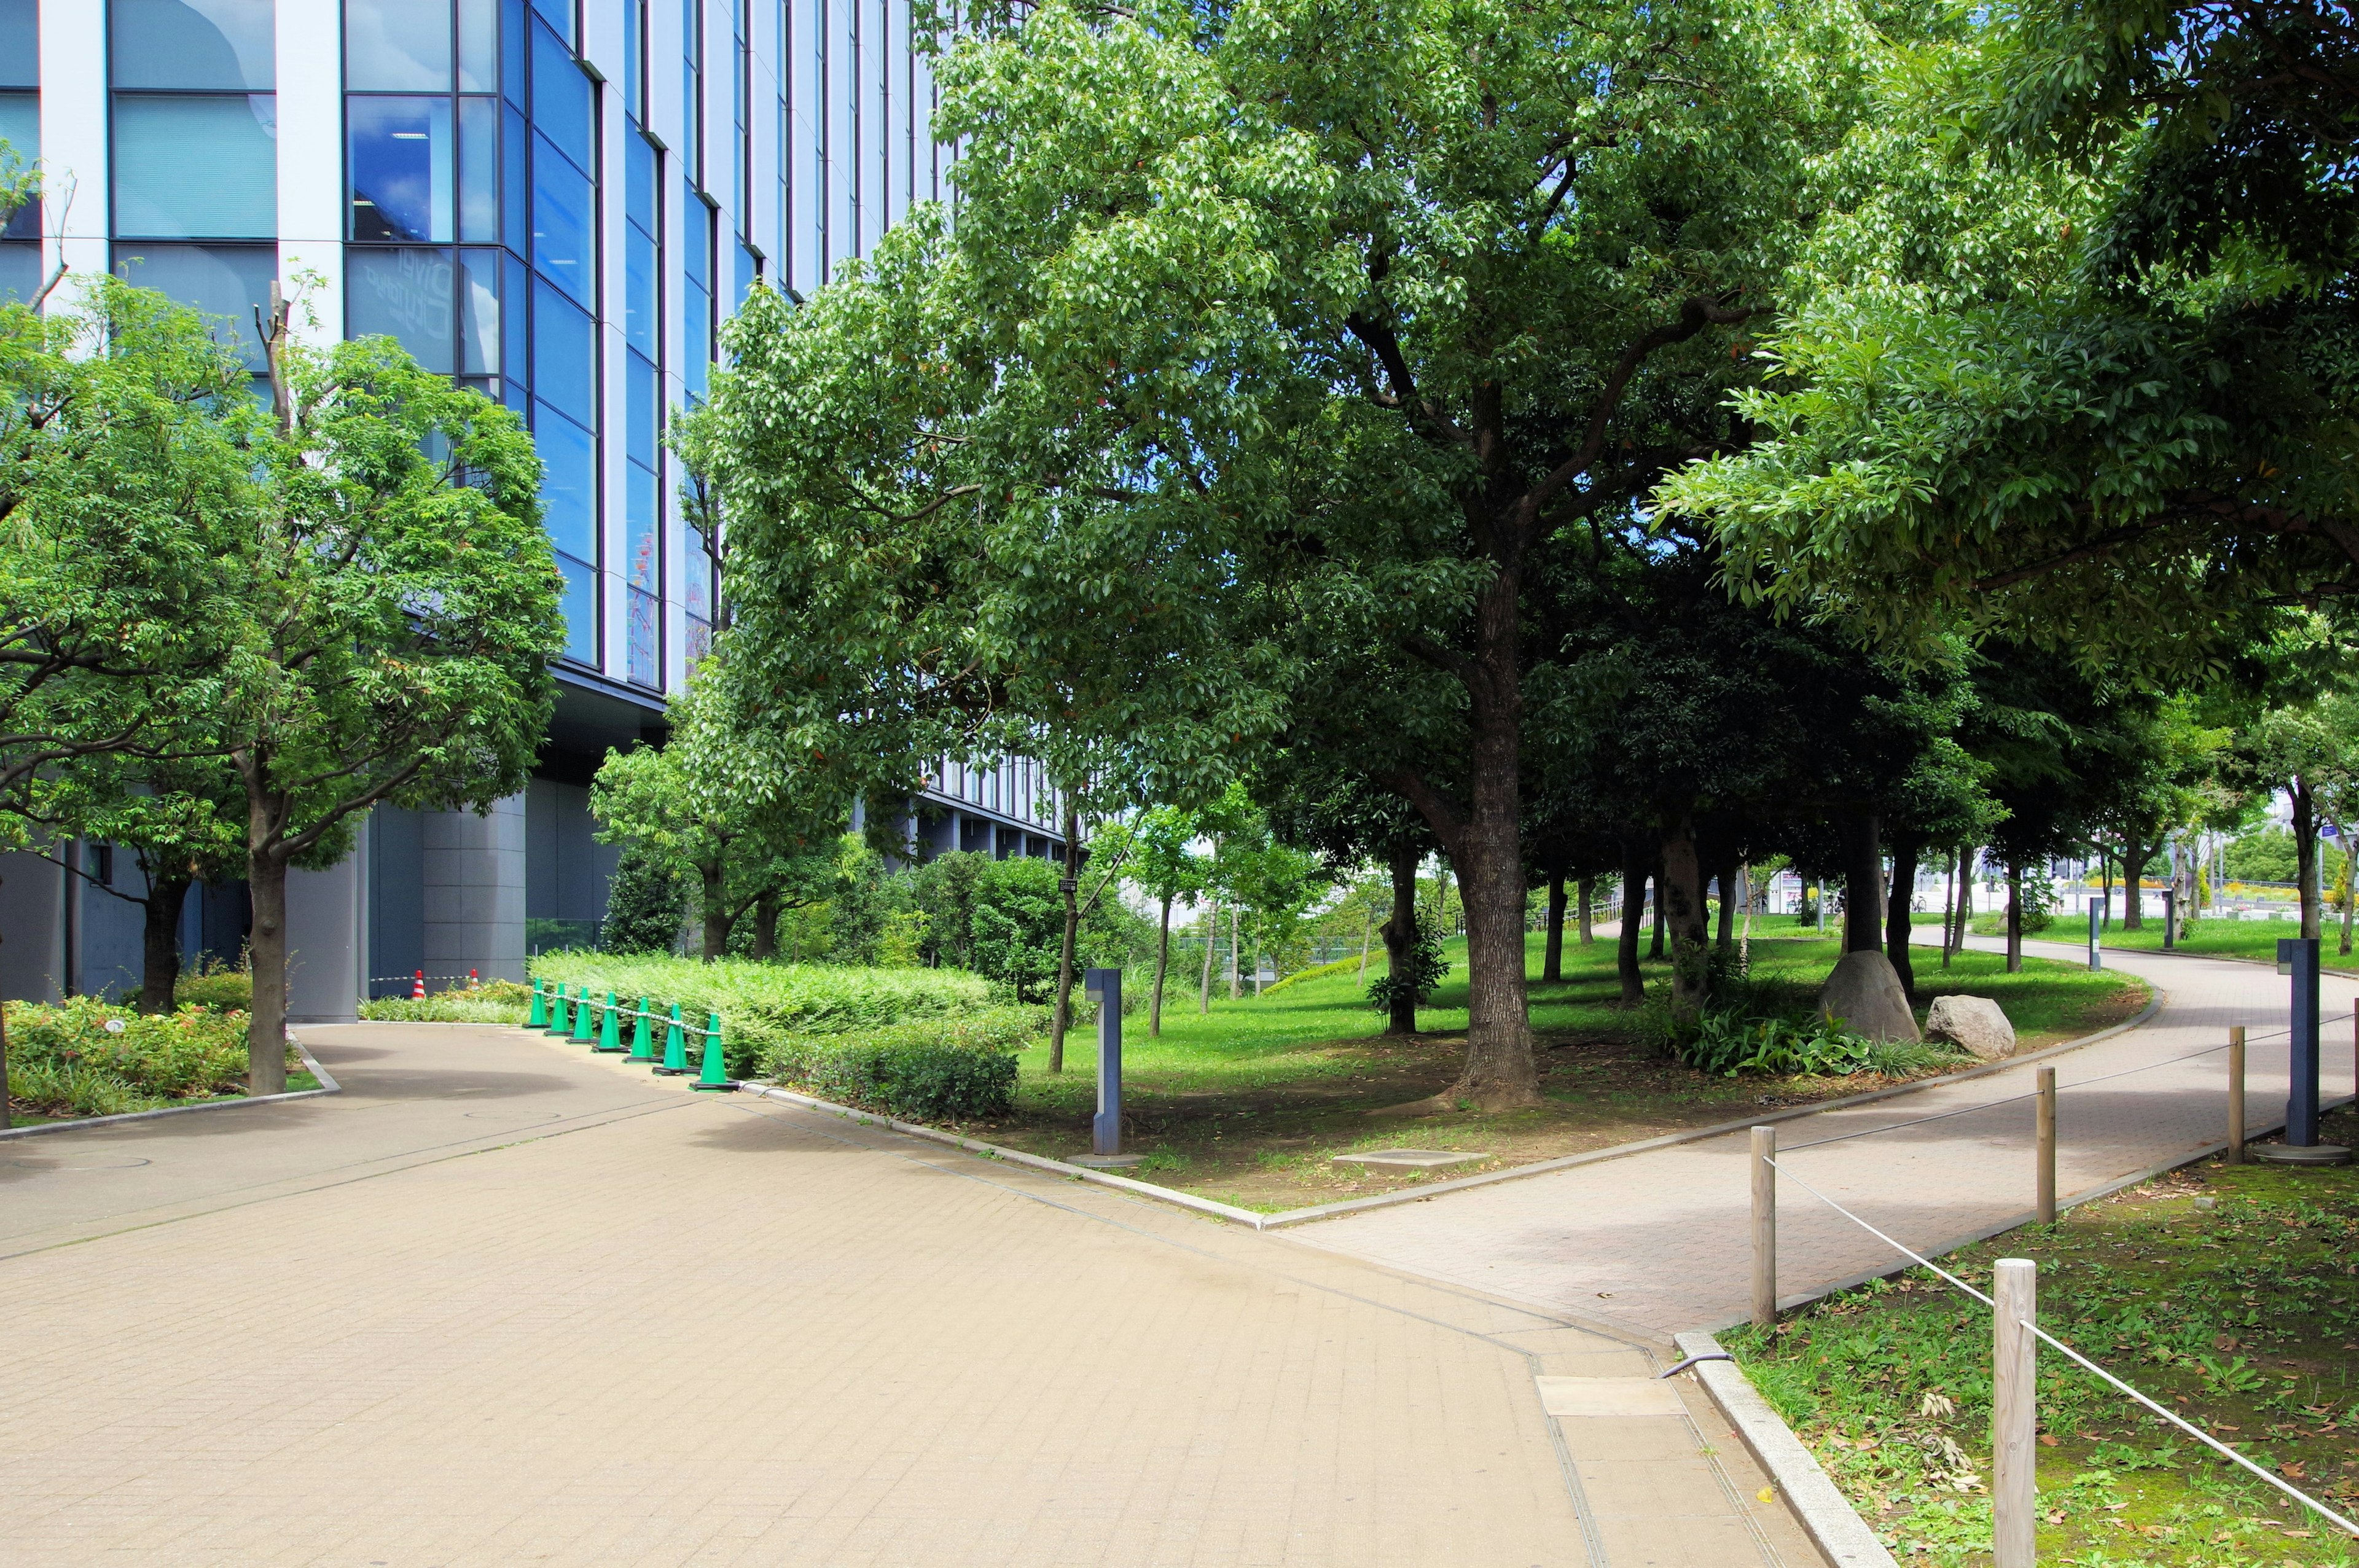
[
  {"left": 1299, "top": 938, "right": 2353, "bottom": 1338},
  {"left": 1, "top": 1023, "right": 1816, "bottom": 1567}
]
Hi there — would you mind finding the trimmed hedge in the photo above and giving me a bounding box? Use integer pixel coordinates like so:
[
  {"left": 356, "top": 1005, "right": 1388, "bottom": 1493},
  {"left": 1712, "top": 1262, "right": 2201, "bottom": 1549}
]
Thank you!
[{"left": 759, "top": 1008, "right": 1038, "bottom": 1121}]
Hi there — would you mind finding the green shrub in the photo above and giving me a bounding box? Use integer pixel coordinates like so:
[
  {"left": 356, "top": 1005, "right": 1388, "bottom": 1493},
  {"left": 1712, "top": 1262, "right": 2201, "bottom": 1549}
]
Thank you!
[
  {"left": 5, "top": 996, "right": 270, "bottom": 1115},
  {"left": 758, "top": 1008, "right": 1039, "bottom": 1120},
  {"left": 1674, "top": 1009, "right": 1963, "bottom": 1078},
  {"left": 174, "top": 958, "right": 253, "bottom": 1014},
  {"left": 601, "top": 844, "right": 689, "bottom": 953},
  {"left": 359, "top": 996, "right": 531, "bottom": 1024}
]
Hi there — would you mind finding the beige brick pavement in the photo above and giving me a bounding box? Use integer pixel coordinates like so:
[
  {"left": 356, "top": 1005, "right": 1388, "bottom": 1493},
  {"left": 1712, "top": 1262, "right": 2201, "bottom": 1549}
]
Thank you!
[
  {"left": 1, "top": 1023, "right": 1817, "bottom": 1567},
  {"left": 1300, "top": 937, "right": 2350, "bottom": 1337}
]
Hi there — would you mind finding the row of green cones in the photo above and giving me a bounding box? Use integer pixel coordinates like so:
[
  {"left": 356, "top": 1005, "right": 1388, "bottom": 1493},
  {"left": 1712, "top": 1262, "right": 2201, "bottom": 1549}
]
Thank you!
[{"left": 525, "top": 980, "right": 735, "bottom": 1090}]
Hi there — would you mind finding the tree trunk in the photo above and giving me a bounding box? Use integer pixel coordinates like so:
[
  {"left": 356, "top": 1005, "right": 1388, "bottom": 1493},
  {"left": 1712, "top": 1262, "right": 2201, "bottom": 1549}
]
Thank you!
[
  {"left": 1577, "top": 876, "right": 1594, "bottom": 945},
  {"left": 1660, "top": 819, "right": 1712, "bottom": 1023},
  {"left": 1151, "top": 892, "right": 1173, "bottom": 1036},
  {"left": 2294, "top": 780, "right": 2322, "bottom": 939},
  {"left": 1542, "top": 867, "right": 1566, "bottom": 982},
  {"left": 1049, "top": 809, "right": 1081, "bottom": 1073},
  {"left": 1952, "top": 845, "right": 1978, "bottom": 961},
  {"left": 139, "top": 868, "right": 194, "bottom": 1014},
  {"left": 1648, "top": 870, "right": 1666, "bottom": 959},
  {"left": 1378, "top": 842, "right": 1420, "bottom": 1036},
  {"left": 1357, "top": 900, "right": 1372, "bottom": 985},
  {"left": 1197, "top": 901, "right": 1218, "bottom": 1014},
  {"left": 1714, "top": 860, "right": 1738, "bottom": 959},
  {"left": 246, "top": 841, "right": 290, "bottom": 1098},
  {"left": 1227, "top": 905, "right": 1241, "bottom": 999},
  {"left": 2122, "top": 833, "right": 2147, "bottom": 929},
  {"left": 2006, "top": 864, "right": 2024, "bottom": 973},
  {"left": 2337, "top": 829, "right": 2355, "bottom": 955},
  {"left": 2099, "top": 846, "right": 2114, "bottom": 925},
  {"left": 1616, "top": 843, "right": 1646, "bottom": 1004},
  {"left": 1843, "top": 811, "right": 1885, "bottom": 954},
  {"left": 699, "top": 862, "right": 731, "bottom": 962},
  {"left": 1885, "top": 830, "right": 1921, "bottom": 1002},
  {"left": 748, "top": 891, "right": 781, "bottom": 961}
]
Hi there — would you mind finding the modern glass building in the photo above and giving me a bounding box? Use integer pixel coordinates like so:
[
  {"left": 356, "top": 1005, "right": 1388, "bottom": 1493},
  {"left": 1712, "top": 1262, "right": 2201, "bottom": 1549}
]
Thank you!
[{"left": 0, "top": 0, "right": 1069, "bottom": 1015}]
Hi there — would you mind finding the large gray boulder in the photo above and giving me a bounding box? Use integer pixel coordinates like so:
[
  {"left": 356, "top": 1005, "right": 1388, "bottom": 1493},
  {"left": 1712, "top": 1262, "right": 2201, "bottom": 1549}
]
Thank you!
[
  {"left": 1925, "top": 995, "right": 2016, "bottom": 1061},
  {"left": 1817, "top": 950, "right": 1922, "bottom": 1043}
]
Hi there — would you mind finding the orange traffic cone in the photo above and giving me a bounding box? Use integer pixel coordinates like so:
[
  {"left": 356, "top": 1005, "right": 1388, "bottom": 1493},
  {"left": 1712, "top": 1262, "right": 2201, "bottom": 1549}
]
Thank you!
[{"left": 411, "top": 969, "right": 426, "bottom": 999}]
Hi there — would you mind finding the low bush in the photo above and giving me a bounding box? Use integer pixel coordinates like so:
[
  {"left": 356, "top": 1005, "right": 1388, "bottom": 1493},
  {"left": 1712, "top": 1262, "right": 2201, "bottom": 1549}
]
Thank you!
[
  {"left": 1675, "top": 1010, "right": 1964, "bottom": 1078},
  {"left": 5, "top": 996, "right": 271, "bottom": 1116},
  {"left": 528, "top": 953, "right": 992, "bottom": 1058},
  {"left": 757, "top": 1007, "right": 1039, "bottom": 1121},
  {"left": 174, "top": 958, "right": 253, "bottom": 1014},
  {"left": 359, "top": 996, "right": 530, "bottom": 1025}
]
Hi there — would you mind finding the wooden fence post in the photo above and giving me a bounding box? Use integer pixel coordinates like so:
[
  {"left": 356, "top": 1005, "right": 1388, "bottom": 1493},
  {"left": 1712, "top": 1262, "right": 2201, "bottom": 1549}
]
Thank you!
[
  {"left": 1751, "top": 1126, "right": 1777, "bottom": 1328},
  {"left": 2228, "top": 1026, "right": 2247, "bottom": 1165},
  {"left": 1993, "top": 1257, "right": 2038, "bottom": 1568},
  {"left": 2035, "top": 1066, "right": 2057, "bottom": 1225}
]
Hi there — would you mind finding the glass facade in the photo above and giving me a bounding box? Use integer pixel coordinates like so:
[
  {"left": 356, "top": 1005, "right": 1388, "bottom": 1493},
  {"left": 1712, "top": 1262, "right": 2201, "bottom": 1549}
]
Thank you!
[
  {"left": 0, "top": 0, "right": 37, "bottom": 302},
  {"left": 111, "top": 1, "right": 278, "bottom": 241}
]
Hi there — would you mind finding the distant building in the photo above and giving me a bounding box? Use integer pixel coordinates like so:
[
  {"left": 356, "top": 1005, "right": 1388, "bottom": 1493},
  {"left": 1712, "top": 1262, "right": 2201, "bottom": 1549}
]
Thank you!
[{"left": 0, "top": 0, "right": 1063, "bottom": 1013}]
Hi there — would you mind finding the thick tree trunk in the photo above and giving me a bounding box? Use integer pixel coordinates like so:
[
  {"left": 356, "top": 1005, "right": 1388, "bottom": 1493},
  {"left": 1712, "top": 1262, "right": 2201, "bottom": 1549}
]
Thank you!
[
  {"left": 1049, "top": 811, "right": 1080, "bottom": 1072},
  {"left": 246, "top": 843, "right": 289, "bottom": 1098},
  {"left": 1441, "top": 679, "right": 1541, "bottom": 1109},
  {"left": 699, "top": 863, "right": 732, "bottom": 962},
  {"left": 1842, "top": 811, "right": 1885, "bottom": 954},
  {"left": 1885, "top": 831, "right": 1921, "bottom": 1002},
  {"left": 1648, "top": 872, "right": 1667, "bottom": 959},
  {"left": 1197, "top": 901, "right": 1218, "bottom": 1013},
  {"left": 140, "top": 870, "right": 193, "bottom": 1014},
  {"left": 2294, "top": 781, "right": 2322, "bottom": 939},
  {"left": 1543, "top": 868, "right": 1566, "bottom": 983},
  {"left": 1952, "top": 846, "right": 1978, "bottom": 960},
  {"left": 748, "top": 891, "right": 780, "bottom": 961},
  {"left": 2122, "top": 833, "right": 2148, "bottom": 930},
  {"left": 1616, "top": 844, "right": 1646, "bottom": 1004},
  {"left": 2006, "top": 864, "right": 2024, "bottom": 973},
  {"left": 1714, "top": 860, "right": 1738, "bottom": 959},
  {"left": 1660, "top": 819, "right": 1712, "bottom": 1023},
  {"left": 1577, "top": 876, "right": 1594, "bottom": 945},
  {"left": 1151, "top": 892, "right": 1172, "bottom": 1036},
  {"left": 1378, "top": 843, "right": 1420, "bottom": 1036}
]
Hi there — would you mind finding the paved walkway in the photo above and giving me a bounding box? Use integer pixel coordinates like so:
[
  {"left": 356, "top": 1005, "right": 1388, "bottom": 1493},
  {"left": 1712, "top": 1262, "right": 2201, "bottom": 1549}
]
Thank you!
[
  {"left": 2, "top": 1022, "right": 1815, "bottom": 1567},
  {"left": 1300, "top": 937, "right": 2355, "bottom": 1337}
]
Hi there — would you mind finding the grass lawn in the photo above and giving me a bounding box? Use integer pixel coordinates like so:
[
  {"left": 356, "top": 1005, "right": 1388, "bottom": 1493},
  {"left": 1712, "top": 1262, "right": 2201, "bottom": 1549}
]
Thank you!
[
  {"left": 968, "top": 927, "right": 2150, "bottom": 1212},
  {"left": 1724, "top": 1106, "right": 2359, "bottom": 1567},
  {"left": 1972, "top": 910, "right": 2359, "bottom": 977}
]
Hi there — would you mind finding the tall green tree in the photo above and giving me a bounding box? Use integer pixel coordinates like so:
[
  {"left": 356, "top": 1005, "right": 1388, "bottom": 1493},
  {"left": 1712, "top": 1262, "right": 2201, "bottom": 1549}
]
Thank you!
[{"left": 1123, "top": 805, "right": 1203, "bottom": 1036}]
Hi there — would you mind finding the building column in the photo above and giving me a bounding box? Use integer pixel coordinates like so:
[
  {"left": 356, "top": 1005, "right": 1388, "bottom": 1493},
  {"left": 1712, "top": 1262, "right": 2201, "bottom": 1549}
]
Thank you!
[
  {"left": 0, "top": 849, "right": 64, "bottom": 1004},
  {"left": 286, "top": 828, "right": 366, "bottom": 1024},
  {"left": 423, "top": 792, "right": 526, "bottom": 984}
]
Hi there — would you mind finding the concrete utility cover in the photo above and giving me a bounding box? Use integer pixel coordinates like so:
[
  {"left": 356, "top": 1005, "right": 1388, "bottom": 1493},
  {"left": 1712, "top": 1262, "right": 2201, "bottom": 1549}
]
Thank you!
[{"left": 1332, "top": 1148, "right": 1489, "bottom": 1174}]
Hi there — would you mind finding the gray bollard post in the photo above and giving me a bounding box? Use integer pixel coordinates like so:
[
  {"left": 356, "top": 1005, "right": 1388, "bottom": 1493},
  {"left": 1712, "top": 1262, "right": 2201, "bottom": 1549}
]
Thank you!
[
  {"left": 2259, "top": 938, "right": 2349, "bottom": 1162},
  {"left": 2162, "top": 889, "right": 2177, "bottom": 951},
  {"left": 1751, "top": 1126, "right": 1777, "bottom": 1328},
  {"left": 2035, "top": 1066, "right": 2057, "bottom": 1225},
  {"left": 1993, "top": 1258, "right": 2038, "bottom": 1568},
  {"left": 2087, "top": 902, "right": 2102, "bottom": 971},
  {"left": 1081, "top": 967, "right": 1130, "bottom": 1163}
]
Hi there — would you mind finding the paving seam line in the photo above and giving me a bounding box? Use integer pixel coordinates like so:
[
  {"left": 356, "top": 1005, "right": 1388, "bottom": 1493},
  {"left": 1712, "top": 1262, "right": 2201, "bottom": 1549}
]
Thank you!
[
  {"left": 1670, "top": 1330, "right": 1899, "bottom": 1568},
  {"left": 0, "top": 1041, "right": 340, "bottom": 1142},
  {"left": 736, "top": 988, "right": 2168, "bottom": 1235}
]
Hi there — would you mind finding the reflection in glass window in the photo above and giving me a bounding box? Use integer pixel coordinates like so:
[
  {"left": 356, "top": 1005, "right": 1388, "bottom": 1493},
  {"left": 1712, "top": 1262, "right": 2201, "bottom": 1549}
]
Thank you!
[
  {"left": 458, "top": 248, "right": 503, "bottom": 376},
  {"left": 114, "top": 95, "right": 278, "bottom": 238},
  {"left": 0, "top": 0, "right": 33, "bottom": 90},
  {"left": 534, "top": 408, "right": 596, "bottom": 560},
  {"left": 534, "top": 0, "right": 576, "bottom": 47},
  {"left": 0, "top": 92, "right": 36, "bottom": 241},
  {"left": 458, "top": 0, "right": 499, "bottom": 92},
  {"left": 349, "top": 97, "right": 453, "bottom": 243},
  {"left": 0, "top": 244, "right": 37, "bottom": 302},
  {"left": 114, "top": 0, "right": 276, "bottom": 91},
  {"left": 530, "top": 278, "right": 595, "bottom": 427},
  {"left": 344, "top": 0, "right": 453, "bottom": 92},
  {"left": 625, "top": 462, "right": 658, "bottom": 588},
  {"left": 625, "top": 226, "right": 657, "bottom": 359},
  {"left": 458, "top": 97, "right": 499, "bottom": 243},
  {"left": 530, "top": 133, "right": 592, "bottom": 302},
  {"left": 503, "top": 251, "right": 531, "bottom": 394},
  {"left": 110, "top": 243, "right": 278, "bottom": 370},
  {"left": 625, "top": 353, "right": 658, "bottom": 469},
  {"left": 627, "top": 588, "right": 659, "bottom": 689},
  {"left": 346, "top": 246, "right": 456, "bottom": 372},
  {"left": 557, "top": 553, "right": 598, "bottom": 664},
  {"left": 531, "top": 23, "right": 593, "bottom": 171}
]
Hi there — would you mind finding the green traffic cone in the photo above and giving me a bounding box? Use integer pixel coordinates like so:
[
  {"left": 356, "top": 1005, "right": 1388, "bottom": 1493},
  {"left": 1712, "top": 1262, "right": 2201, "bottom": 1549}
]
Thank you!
[
  {"left": 546, "top": 983, "right": 569, "bottom": 1036},
  {"left": 596, "top": 989, "right": 625, "bottom": 1051},
  {"left": 654, "top": 1003, "right": 691, "bottom": 1075},
  {"left": 569, "top": 985, "right": 596, "bottom": 1044},
  {"left": 692, "top": 1012, "right": 735, "bottom": 1090},
  {"left": 527, "top": 980, "right": 547, "bottom": 1029},
  {"left": 626, "top": 996, "right": 655, "bottom": 1061}
]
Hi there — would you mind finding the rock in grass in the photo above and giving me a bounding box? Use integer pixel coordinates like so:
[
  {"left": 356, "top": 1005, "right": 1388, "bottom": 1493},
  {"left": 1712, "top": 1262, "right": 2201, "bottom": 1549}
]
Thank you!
[
  {"left": 1817, "top": 950, "right": 1922, "bottom": 1043},
  {"left": 1925, "top": 995, "right": 2015, "bottom": 1060}
]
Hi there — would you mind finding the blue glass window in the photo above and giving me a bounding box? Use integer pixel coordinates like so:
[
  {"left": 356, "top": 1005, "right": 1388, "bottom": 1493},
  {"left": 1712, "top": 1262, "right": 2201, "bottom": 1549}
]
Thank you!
[
  {"left": 0, "top": 0, "right": 33, "bottom": 89},
  {"left": 530, "top": 132, "right": 592, "bottom": 302},
  {"left": 501, "top": 104, "right": 530, "bottom": 254},
  {"left": 530, "top": 278, "right": 595, "bottom": 426},
  {"left": 116, "top": 0, "right": 276, "bottom": 90},
  {"left": 346, "top": 247, "right": 456, "bottom": 372},
  {"left": 627, "top": 588, "right": 659, "bottom": 688},
  {"left": 111, "top": 243, "right": 277, "bottom": 370},
  {"left": 115, "top": 96, "right": 278, "bottom": 238},
  {"left": 625, "top": 131, "right": 656, "bottom": 236},
  {"left": 625, "top": 225, "right": 657, "bottom": 358},
  {"left": 626, "top": 352, "right": 659, "bottom": 468},
  {"left": 557, "top": 553, "right": 598, "bottom": 663},
  {"left": 458, "top": 97, "right": 499, "bottom": 243},
  {"left": 349, "top": 96, "right": 453, "bottom": 243},
  {"left": 458, "top": 248, "right": 503, "bottom": 375},
  {"left": 625, "top": 466, "right": 659, "bottom": 590},
  {"left": 458, "top": 0, "right": 498, "bottom": 92},
  {"left": 534, "top": 407, "right": 596, "bottom": 560},
  {"left": 343, "top": 0, "right": 452, "bottom": 92},
  {"left": 534, "top": 0, "right": 576, "bottom": 46},
  {"left": 0, "top": 243, "right": 36, "bottom": 302},
  {"left": 503, "top": 251, "right": 531, "bottom": 392},
  {"left": 501, "top": 0, "right": 528, "bottom": 106},
  {"left": 735, "top": 238, "right": 759, "bottom": 310},
  {"left": 0, "top": 92, "right": 36, "bottom": 240},
  {"left": 531, "top": 23, "right": 593, "bottom": 171}
]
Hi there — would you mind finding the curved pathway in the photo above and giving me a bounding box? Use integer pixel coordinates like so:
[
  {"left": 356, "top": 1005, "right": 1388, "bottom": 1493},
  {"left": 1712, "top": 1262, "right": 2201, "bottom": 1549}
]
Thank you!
[{"left": 1295, "top": 937, "right": 2358, "bottom": 1338}]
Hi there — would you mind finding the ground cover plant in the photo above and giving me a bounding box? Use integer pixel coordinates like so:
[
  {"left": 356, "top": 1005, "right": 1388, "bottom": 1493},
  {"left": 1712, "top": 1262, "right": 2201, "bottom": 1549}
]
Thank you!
[
  {"left": 359, "top": 978, "right": 534, "bottom": 1026},
  {"left": 5, "top": 996, "right": 309, "bottom": 1121},
  {"left": 968, "top": 930, "right": 2146, "bottom": 1212},
  {"left": 1984, "top": 915, "right": 2359, "bottom": 975},
  {"left": 1726, "top": 1107, "right": 2359, "bottom": 1567}
]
